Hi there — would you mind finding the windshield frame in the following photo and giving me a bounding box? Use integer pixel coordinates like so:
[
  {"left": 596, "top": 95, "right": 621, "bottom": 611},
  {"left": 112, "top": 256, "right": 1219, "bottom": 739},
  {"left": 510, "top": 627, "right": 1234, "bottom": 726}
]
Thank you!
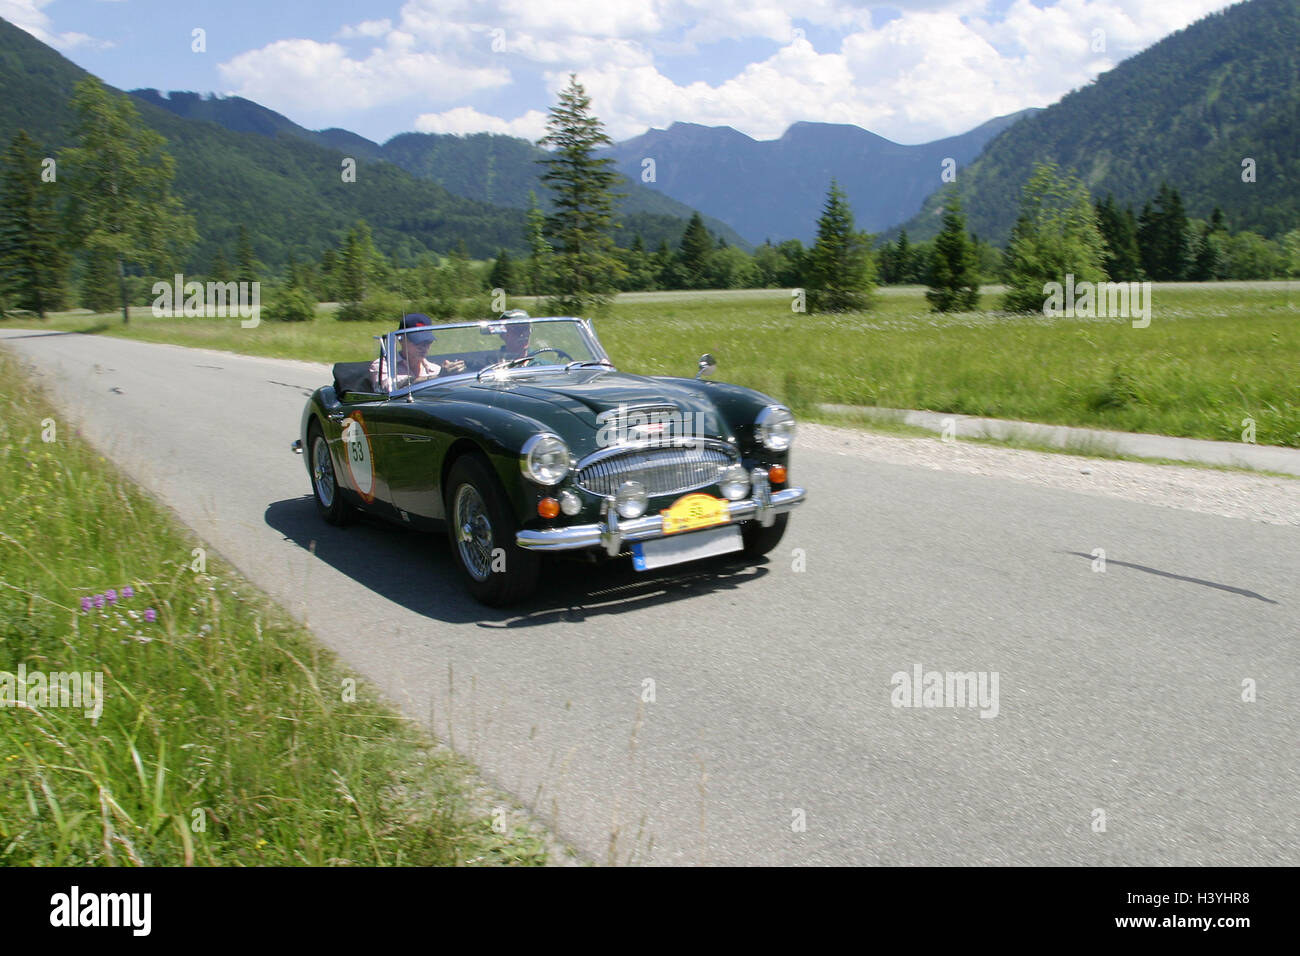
[{"left": 378, "top": 317, "right": 612, "bottom": 399}]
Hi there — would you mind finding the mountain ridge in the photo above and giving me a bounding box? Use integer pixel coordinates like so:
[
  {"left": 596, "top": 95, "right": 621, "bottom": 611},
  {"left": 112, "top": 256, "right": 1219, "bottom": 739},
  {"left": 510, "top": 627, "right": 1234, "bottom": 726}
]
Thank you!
[
  {"left": 601, "top": 109, "right": 1038, "bottom": 242},
  {"left": 898, "top": 0, "right": 1300, "bottom": 242}
]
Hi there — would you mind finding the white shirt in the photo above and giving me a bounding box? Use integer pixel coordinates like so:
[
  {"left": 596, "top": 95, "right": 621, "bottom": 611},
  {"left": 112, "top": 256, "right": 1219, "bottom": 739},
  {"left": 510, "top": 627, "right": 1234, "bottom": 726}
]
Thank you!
[{"left": 368, "top": 353, "right": 441, "bottom": 391}]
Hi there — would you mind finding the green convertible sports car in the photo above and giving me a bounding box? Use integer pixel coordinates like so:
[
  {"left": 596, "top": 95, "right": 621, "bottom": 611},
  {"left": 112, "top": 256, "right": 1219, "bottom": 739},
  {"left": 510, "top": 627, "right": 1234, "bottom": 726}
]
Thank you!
[{"left": 293, "top": 313, "right": 807, "bottom": 606}]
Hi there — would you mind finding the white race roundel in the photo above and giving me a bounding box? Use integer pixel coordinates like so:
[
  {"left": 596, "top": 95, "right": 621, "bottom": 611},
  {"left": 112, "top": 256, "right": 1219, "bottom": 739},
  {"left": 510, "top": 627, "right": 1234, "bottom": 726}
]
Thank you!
[{"left": 340, "top": 414, "right": 375, "bottom": 501}]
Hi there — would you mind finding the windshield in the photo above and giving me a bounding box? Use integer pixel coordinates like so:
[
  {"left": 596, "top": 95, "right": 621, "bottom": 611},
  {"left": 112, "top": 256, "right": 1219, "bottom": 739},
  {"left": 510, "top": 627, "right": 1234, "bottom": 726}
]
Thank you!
[{"left": 375, "top": 317, "right": 610, "bottom": 394}]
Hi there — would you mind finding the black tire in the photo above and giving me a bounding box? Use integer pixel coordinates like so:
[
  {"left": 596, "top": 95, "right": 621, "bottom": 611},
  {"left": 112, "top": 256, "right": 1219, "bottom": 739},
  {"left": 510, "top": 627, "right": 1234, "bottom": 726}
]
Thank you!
[
  {"left": 308, "top": 420, "right": 353, "bottom": 526},
  {"left": 741, "top": 512, "right": 788, "bottom": 557},
  {"left": 444, "top": 454, "right": 540, "bottom": 606}
]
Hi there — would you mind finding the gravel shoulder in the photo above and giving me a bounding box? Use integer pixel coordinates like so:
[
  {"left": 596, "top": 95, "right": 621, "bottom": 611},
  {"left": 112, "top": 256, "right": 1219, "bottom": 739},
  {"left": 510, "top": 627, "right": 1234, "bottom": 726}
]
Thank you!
[{"left": 800, "top": 422, "right": 1300, "bottom": 527}]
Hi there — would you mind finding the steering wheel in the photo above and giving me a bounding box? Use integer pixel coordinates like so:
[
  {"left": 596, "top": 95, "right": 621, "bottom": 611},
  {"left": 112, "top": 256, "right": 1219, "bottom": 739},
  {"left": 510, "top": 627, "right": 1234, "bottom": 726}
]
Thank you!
[{"left": 522, "top": 346, "right": 573, "bottom": 364}]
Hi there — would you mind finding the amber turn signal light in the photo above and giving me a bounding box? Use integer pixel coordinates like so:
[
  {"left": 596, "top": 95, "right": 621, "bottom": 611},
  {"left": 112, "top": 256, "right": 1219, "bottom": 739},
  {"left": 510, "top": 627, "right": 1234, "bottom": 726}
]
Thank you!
[
  {"left": 769, "top": 465, "right": 787, "bottom": 485},
  {"left": 537, "top": 497, "right": 560, "bottom": 519}
]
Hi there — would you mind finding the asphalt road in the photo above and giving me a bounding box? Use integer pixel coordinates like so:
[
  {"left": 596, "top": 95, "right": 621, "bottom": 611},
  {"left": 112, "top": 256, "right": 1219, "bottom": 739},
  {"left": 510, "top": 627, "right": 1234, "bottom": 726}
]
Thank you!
[{"left": 3, "top": 329, "right": 1296, "bottom": 865}]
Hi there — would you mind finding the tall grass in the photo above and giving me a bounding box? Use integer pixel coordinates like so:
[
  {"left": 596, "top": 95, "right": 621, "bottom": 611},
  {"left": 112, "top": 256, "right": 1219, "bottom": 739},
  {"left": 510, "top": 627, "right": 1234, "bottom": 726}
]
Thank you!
[
  {"left": 13, "top": 282, "right": 1300, "bottom": 446},
  {"left": 0, "top": 350, "right": 546, "bottom": 865},
  {"left": 596, "top": 285, "right": 1300, "bottom": 447}
]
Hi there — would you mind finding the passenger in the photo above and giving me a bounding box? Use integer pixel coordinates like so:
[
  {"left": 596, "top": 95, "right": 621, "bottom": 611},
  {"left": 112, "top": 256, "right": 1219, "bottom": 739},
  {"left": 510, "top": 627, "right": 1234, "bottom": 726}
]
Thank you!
[{"left": 369, "top": 314, "right": 465, "bottom": 390}]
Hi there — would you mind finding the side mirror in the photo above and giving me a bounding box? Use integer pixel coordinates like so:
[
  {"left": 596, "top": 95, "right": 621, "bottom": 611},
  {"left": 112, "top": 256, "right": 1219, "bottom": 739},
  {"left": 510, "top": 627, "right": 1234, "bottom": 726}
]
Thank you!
[{"left": 695, "top": 353, "right": 716, "bottom": 380}]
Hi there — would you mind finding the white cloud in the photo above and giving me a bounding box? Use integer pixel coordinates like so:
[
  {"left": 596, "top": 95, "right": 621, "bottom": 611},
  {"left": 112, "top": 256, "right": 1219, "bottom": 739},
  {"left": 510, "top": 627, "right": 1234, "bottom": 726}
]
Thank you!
[
  {"left": 216, "top": 37, "right": 510, "bottom": 115},
  {"left": 540, "top": 0, "right": 1240, "bottom": 143},
  {"left": 337, "top": 19, "right": 392, "bottom": 40},
  {"left": 418, "top": 0, "right": 664, "bottom": 40},
  {"left": 2, "top": 0, "right": 113, "bottom": 50},
  {"left": 413, "top": 106, "right": 549, "bottom": 140},
  {"left": 211, "top": 0, "right": 1241, "bottom": 143}
]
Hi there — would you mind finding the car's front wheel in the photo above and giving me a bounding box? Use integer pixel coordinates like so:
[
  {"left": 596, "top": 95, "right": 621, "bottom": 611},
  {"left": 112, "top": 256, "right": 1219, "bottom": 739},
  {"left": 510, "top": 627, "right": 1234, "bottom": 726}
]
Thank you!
[
  {"left": 741, "top": 512, "right": 788, "bottom": 557},
  {"left": 308, "top": 420, "right": 353, "bottom": 526},
  {"left": 444, "top": 454, "right": 540, "bottom": 606}
]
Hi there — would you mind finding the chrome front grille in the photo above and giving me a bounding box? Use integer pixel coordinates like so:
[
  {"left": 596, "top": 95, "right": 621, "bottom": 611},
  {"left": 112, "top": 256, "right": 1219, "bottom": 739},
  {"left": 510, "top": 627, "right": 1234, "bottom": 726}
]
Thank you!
[{"left": 575, "top": 444, "right": 736, "bottom": 498}]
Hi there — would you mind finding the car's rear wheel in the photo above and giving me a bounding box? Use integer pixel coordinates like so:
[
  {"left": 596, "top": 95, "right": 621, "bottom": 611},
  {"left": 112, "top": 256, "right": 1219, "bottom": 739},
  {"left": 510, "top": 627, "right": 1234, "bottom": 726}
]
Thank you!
[
  {"left": 741, "top": 512, "right": 788, "bottom": 557},
  {"left": 308, "top": 420, "right": 352, "bottom": 526},
  {"left": 444, "top": 454, "right": 540, "bottom": 606}
]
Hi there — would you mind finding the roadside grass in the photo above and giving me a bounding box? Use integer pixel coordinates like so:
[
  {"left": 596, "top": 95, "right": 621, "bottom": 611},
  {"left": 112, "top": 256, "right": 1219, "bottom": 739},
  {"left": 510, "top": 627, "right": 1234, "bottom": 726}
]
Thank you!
[
  {"left": 0, "top": 349, "right": 548, "bottom": 865},
  {"left": 10, "top": 281, "right": 1299, "bottom": 447}
]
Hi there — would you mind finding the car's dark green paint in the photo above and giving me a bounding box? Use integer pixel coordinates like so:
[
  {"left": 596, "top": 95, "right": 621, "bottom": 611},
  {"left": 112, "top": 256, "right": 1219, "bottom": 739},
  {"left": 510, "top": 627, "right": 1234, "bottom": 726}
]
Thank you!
[{"left": 299, "top": 364, "right": 791, "bottom": 533}]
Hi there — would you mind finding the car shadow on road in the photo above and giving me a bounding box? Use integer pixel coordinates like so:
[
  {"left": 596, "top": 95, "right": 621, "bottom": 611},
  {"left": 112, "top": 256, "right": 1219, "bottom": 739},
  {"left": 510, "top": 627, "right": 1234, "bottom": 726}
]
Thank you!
[{"left": 265, "top": 496, "right": 773, "bottom": 626}]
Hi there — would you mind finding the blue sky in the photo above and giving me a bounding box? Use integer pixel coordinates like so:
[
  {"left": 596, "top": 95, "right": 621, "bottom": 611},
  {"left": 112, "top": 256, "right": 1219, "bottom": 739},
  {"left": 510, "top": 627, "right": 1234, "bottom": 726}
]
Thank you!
[{"left": 4, "top": 0, "right": 1237, "bottom": 145}]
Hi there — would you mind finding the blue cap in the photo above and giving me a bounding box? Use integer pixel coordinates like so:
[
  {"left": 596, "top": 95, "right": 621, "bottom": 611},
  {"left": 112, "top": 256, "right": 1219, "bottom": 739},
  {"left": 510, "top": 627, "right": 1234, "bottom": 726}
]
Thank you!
[{"left": 399, "top": 313, "right": 434, "bottom": 345}]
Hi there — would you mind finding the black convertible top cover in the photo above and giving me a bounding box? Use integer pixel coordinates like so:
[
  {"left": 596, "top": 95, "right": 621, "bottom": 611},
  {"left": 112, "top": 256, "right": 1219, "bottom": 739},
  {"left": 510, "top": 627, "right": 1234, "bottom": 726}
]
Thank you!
[{"left": 333, "top": 361, "right": 374, "bottom": 395}]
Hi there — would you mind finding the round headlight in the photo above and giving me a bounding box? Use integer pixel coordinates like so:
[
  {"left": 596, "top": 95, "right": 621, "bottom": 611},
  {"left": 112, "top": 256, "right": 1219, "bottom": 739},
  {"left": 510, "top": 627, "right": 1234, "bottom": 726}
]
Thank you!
[
  {"left": 558, "top": 489, "right": 582, "bottom": 516},
  {"left": 756, "top": 405, "right": 796, "bottom": 452},
  {"left": 615, "top": 480, "right": 648, "bottom": 519},
  {"left": 520, "top": 433, "right": 570, "bottom": 485},
  {"left": 718, "top": 463, "right": 749, "bottom": 500}
]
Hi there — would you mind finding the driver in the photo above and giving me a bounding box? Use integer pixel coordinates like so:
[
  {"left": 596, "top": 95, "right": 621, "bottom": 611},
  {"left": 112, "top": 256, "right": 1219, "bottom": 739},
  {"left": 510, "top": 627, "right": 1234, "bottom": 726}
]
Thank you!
[
  {"left": 496, "top": 310, "right": 532, "bottom": 361},
  {"left": 369, "top": 313, "right": 465, "bottom": 391}
]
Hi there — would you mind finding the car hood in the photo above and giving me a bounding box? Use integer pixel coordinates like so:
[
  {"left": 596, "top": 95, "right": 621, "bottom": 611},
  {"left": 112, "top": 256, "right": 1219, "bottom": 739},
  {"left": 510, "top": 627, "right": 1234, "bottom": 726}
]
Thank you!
[{"left": 464, "top": 368, "right": 730, "bottom": 438}]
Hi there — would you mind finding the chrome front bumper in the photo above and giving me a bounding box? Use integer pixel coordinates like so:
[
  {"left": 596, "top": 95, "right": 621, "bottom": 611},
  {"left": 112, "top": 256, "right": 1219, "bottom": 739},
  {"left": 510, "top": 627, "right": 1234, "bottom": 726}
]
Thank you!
[{"left": 516, "top": 468, "right": 806, "bottom": 555}]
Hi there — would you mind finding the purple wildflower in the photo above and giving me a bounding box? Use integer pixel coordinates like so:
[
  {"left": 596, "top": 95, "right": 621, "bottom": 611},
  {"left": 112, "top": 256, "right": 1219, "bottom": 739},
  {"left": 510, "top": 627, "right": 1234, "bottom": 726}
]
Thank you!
[
  {"left": 105, "top": 589, "right": 117, "bottom": 604},
  {"left": 94, "top": 594, "right": 105, "bottom": 608},
  {"left": 144, "top": 608, "right": 157, "bottom": 623},
  {"left": 80, "top": 596, "right": 92, "bottom": 612},
  {"left": 122, "top": 585, "right": 134, "bottom": 600}
]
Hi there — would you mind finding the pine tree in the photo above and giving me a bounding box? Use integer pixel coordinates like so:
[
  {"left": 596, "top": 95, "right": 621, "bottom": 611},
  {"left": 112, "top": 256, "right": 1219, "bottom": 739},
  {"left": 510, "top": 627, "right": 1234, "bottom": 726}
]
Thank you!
[
  {"left": 924, "top": 192, "right": 980, "bottom": 312},
  {"left": 60, "top": 78, "right": 195, "bottom": 323},
  {"left": 1095, "top": 195, "right": 1143, "bottom": 280},
  {"left": 678, "top": 212, "right": 713, "bottom": 289},
  {"left": 337, "top": 227, "right": 367, "bottom": 318},
  {"left": 618, "top": 234, "right": 654, "bottom": 291},
  {"left": 489, "top": 247, "right": 516, "bottom": 293},
  {"left": 210, "top": 249, "right": 232, "bottom": 283},
  {"left": 0, "top": 130, "right": 67, "bottom": 318},
  {"left": 1001, "top": 162, "right": 1107, "bottom": 312},
  {"left": 1136, "top": 183, "right": 1189, "bottom": 280},
  {"left": 1189, "top": 205, "right": 1230, "bottom": 281},
  {"left": 236, "top": 225, "right": 257, "bottom": 284},
  {"left": 318, "top": 248, "right": 339, "bottom": 301},
  {"left": 653, "top": 239, "right": 677, "bottom": 289},
  {"left": 536, "top": 74, "right": 625, "bottom": 314},
  {"left": 894, "top": 230, "right": 915, "bottom": 283},
  {"left": 523, "top": 189, "right": 551, "bottom": 295},
  {"left": 803, "top": 180, "right": 875, "bottom": 313},
  {"left": 876, "top": 239, "right": 897, "bottom": 285}
]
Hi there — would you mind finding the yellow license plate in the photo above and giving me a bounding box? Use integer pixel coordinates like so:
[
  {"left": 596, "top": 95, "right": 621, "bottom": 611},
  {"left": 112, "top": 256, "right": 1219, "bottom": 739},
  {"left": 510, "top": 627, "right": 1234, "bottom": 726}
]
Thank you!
[{"left": 661, "top": 494, "right": 729, "bottom": 535}]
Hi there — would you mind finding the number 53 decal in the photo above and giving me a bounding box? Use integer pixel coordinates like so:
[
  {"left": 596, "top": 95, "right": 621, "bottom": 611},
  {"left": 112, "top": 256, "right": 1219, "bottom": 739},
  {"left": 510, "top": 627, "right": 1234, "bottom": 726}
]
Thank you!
[{"left": 340, "top": 412, "right": 376, "bottom": 502}]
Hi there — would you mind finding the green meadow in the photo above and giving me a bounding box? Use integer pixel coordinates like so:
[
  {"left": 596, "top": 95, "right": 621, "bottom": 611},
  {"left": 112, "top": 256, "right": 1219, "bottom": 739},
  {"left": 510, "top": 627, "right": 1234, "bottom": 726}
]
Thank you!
[{"left": 10, "top": 281, "right": 1300, "bottom": 447}]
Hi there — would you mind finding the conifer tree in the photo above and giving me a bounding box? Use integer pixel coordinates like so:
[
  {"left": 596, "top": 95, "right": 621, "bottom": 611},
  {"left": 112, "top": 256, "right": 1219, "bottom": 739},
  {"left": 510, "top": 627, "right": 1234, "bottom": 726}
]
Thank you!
[{"left": 0, "top": 130, "right": 67, "bottom": 318}]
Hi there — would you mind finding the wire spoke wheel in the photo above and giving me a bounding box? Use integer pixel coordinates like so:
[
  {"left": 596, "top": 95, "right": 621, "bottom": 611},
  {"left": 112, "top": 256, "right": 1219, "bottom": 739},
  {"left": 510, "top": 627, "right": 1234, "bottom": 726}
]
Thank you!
[
  {"left": 312, "top": 435, "right": 335, "bottom": 508},
  {"left": 454, "top": 484, "right": 495, "bottom": 581},
  {"left": 443, "top": 454, "right": 540, "bottom": 606}
]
